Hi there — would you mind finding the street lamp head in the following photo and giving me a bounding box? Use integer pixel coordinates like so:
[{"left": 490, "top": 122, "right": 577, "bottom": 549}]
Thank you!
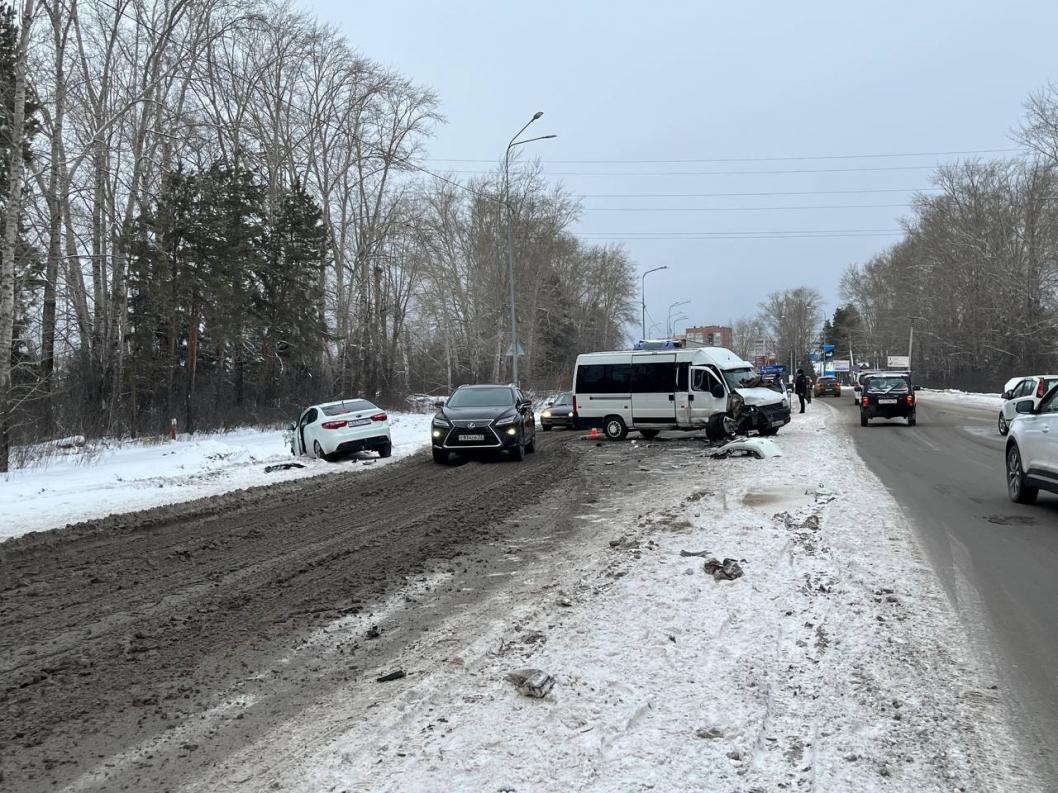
[
  {"left": 540, "top": 134, "right": 557, "bottom": 139},
  {"left": 532, "top": 111, "right": 543, "bottom": 120}
]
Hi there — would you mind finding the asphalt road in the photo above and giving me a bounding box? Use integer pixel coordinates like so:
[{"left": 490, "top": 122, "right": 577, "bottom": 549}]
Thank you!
[{"left": 822, "top": 393, "right": 1058, "bottom": 784}]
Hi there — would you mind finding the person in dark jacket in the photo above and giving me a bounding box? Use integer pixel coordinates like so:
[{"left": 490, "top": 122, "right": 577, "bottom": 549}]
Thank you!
[{"left": 794, "top": 369, "right": 808, "bottom": 413}]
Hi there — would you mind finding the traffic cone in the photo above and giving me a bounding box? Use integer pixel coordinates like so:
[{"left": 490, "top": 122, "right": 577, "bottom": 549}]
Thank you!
[{"left": 584, "top": 427, "right": 603, "bottom": 440}]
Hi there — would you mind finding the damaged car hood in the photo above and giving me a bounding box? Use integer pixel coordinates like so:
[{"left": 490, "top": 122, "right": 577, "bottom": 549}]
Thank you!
[{"left": 736, "top": 386, "right": 786, "bottom": 407}]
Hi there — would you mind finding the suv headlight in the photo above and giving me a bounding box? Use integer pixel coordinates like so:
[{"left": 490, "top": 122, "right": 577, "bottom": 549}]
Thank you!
[
  {"left": 432, "top": 417, "right": 451, "bottom": 428},
  {"left": 494, "top": 415, "right": 518, "bottom": 426}
]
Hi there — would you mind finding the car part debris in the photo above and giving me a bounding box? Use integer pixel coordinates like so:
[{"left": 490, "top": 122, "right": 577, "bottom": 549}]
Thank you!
[
  {"left": 679, "top": 549, "right": 711, "bottom": 558},
  {"left": 365, "top": 625, "right": 382, "bottom": 640},
  {"left": 504, "top": 668, "right": 555, "bottom": 698},
  {"left": 695, "top": 726, "right": 724, "bottom": 739},
  {"left": 710, "top": 438, "right": 782, "bottom": 459},
  {"left": 263, "top": 462, "right": 306, "bottom": 473},
  {"left": 376, "top": 669, "right": 406, "bottom": 682},
  {"left": 703, "top": 558, "right": 744, "bottom": 581}
]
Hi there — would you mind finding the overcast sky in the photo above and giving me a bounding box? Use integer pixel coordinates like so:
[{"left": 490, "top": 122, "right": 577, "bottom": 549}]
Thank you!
[{"left": 302, "top": 0, "right": 1056, "bottom": 334}]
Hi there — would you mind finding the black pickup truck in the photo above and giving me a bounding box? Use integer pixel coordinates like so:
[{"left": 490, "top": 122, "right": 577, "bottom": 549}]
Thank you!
[{"left": 859, "top": 371, "right": 920, "bottom": 426}]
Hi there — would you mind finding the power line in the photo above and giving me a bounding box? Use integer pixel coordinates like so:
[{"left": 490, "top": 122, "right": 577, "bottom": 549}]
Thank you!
[
  {"left": 576, "top": 227, "right": 902, "bottom": 235},
  {"left": 423, "top": 147, "right": 1020, "bottom": 165},
  {"left": 576, "top": 232, "right": 904, "bottom": 240},
  {"left": 443, "top": 165, "right": 940, "bottom": 177},
  {"left": 581, "top": 203, "right": 911, "bottom": 212},
  {"left": 577, "top": 187, "right": 941, "bottom": 198}
]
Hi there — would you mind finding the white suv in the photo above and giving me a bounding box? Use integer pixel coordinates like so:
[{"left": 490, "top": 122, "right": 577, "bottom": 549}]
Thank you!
[
  {"left": 1005, "top": 385, "right": 1058, "bottom": 503},
  {"left": 998, "top": 375, "right": 1058, "bottom": 435}
]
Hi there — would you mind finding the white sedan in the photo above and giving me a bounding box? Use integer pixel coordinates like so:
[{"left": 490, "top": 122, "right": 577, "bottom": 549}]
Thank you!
[
  {"left": 999, "top": 375, "right": 1058, "bottom": 436},
  {"left": 290, "top": 399, "right": 392, "bottom": 461}
]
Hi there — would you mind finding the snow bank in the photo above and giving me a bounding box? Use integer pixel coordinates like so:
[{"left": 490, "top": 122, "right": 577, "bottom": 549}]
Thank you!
[
  {"left": 0, "top": 413, "right": 433, "bottom": 541},
  {"left": 192, "top": 412, "right": 1033, "bottom": 792},
  {"left": 918, "top": 388, "right": 1003, "bottom": 411}
]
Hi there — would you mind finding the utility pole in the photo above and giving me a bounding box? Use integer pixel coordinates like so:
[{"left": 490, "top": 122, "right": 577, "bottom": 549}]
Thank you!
[
  {"left": 503, "top": 112, "right": 556, "bottom": 384},
  {"left": 907, "top": 315, "right": 926, "bottom": 373},
  {"left": 640, "top": 266, "right": 668, "bottom": 339}
]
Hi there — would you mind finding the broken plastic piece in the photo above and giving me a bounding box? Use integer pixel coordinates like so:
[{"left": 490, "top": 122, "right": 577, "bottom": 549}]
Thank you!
[{"left": 504, "top": 668, "right": 555, "bottom": 698}]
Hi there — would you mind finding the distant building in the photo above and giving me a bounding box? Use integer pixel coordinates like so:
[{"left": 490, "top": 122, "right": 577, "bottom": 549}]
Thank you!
[{"left": 683, "top": 325, "right": 733, "bottom": 348}]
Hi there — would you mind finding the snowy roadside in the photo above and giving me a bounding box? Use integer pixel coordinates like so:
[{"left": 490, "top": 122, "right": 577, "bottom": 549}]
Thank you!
[
  {"left": 0, "top": 413, "right": 433, "bottom": 541},
  {"left": 918, "top": 388, "right": 1003, "bottom": 411},
  {"left": 179, "top": 411, "right": 1037, "bottom": 793}
]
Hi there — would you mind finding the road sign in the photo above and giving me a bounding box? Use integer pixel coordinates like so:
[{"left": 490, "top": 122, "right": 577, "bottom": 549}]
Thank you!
[
  {"left": 505, "top": 343, "right": 525, "bottom": 357},
  {"left": 831, "top": 359, "right": 851, "bottom": 372},
  {"left": 760, "top": 364, "right": 787, "bottom": 376},
  {"left": 887, "top": 355, "right": 910, "bottom": 369}
]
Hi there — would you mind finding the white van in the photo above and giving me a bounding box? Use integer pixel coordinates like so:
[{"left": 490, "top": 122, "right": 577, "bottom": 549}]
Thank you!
[{"left": 572, "top": 347, "right": 791, "bottom": 440}]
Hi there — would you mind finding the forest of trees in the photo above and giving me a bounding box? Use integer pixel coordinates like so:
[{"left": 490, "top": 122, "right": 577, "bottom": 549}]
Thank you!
[
  {"left": 0, "top": 0, "right": 635, "bottom": 469},
  {"left": 837, "top": 88, "right": 1058, "bottom": 390}
]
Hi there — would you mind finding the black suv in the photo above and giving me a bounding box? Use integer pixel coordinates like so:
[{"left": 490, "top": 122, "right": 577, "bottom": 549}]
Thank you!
[
  {"left": 431, "top": 384, "right": 536, "bottom": 463},
  {"left": 859, "top": 372, "right": 919, "bottom": 426}
]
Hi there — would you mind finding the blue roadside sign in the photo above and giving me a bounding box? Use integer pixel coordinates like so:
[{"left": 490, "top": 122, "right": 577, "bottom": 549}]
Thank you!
[{"left": 760, "top": 364, "right": 786, "bottom": 376}]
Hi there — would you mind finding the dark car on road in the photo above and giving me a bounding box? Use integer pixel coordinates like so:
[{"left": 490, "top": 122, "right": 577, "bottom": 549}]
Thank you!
[
  {"left": 540, "top": 392, "right": 575, "bottom": 430},
  {"left": 859, "top": 372, "right": 919, "bottom": 426},
  {"left": 431, "top": 384, "right": 536, "bottom": 463},
  {"left": 813, "top": 376, "right": 841, "bottom": 398}
]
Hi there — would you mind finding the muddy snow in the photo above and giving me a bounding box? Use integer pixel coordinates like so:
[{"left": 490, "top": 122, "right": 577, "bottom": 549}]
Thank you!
[{"left": 169, "top": 411, "right": 1037, "bottom": 793}]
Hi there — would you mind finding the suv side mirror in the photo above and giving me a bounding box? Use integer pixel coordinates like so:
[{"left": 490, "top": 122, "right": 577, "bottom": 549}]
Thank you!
[
  {"left": 1016, "top": 401, "right": 1036, "bottom": 415},
  {"left": 517, "top": 399, "right": 532, "bottom": 410},
  {"left": 710, "top": 384, "right": 726, "bottom": 399},
  {"left": 286, "top": 422, "right": 296, "bottom": 432},
  {"left": 434, "top": 399, "right": 445, "bottom": 408},
  {"left": 1001, "top": 390, "right": 1013, "bottom": 400}
]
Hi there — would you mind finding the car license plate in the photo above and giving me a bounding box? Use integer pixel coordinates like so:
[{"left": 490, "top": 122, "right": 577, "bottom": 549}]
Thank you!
[
  {"left": 350, "top": 418, "right": 370, "bottom": 426},
  {"left": 461, "top": 433, "right": 485, "bottom": 441},
  {"left": 878, "top": 398, "right": 898, "bottom": 404},
  {"left": 770, "top": 420, "right": 784, "bottom": 427}
]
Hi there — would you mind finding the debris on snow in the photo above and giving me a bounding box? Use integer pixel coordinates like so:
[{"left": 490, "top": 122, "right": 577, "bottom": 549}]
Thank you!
[
  {"left": 695, "top": 726, "right": 724, "bottom": 739},
  {"left": 376, "top": 670, "right": 406, "bottom": 683},
  {"left": 504, "top": 668, "right": 555, "bottom": 698},
  {"left": 263, "top": 462, "right": 305, "bottom": 473},
  {"left": 710, "top": 437, "right": 782, "bottom": 459},
  {"left": 365, "top": 625, "right": 383, "bottom": 640},
  {"left": 703, "top": 557, "right": 744, "bottom": 581},
  {"left": 678, "top": 548, "right": 711, "bottom": 558}
]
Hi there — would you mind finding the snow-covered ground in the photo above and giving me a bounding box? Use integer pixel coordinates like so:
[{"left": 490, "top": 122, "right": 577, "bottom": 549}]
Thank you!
[
  {"left": 177, "top": 410, "right": 1035, "bottom": 793},
  {"left": 0, "top": 413, "right": 433, "bottom": 541},
  {"left": 918, "top": 388, "right": 1003, "bottom": 411}
]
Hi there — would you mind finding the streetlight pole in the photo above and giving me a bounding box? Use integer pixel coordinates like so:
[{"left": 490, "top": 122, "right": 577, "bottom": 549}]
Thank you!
[
  {"left": 641, "top": 266, "right": 668, "bottom": 340},
  {"left": 504, "top": 112, "right": 556, "bottom": 384},
  {"left": 907, "top": 315, "right": 926, "bottom": 373},
  {"left": 666, "top": 299, "right": 690, "bottom": 337}
]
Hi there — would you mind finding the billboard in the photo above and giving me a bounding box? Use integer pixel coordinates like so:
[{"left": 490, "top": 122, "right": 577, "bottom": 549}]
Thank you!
[
  {"left": 831, "top": 359, "right": 851, "bottom": 372},
  {"left": 887, "top": 355, "right": 910, "bottom": 369}
]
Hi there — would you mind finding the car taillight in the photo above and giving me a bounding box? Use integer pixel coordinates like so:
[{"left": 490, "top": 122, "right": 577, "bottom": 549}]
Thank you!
[
  {"left": 905, "top": 395, "right": 914, "bottom": 405},
  {"left": 1038, "top": 379, "right": 1047, "bottom": 398},
  {"left": 371, "top": 412, "right": 388, "bottom": 422},
  {"left": 573, "top": 395, "right": 578, "bottom": 414},
  {"left": 321, "top": 420, "right": 347, "bottom": 430},
  {"left": 862, "top": 397, "right": 869, "bottom": 407}
]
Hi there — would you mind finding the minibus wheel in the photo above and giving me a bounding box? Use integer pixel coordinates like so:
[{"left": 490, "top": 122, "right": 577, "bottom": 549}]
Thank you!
[{"left": 603, "top": 416, "right": 628, "bottom": 440}]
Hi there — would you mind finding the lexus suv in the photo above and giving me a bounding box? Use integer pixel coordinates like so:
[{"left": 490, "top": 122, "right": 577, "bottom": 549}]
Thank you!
[
  {"left": 431, "top": 384, "right": 536, "bottom": 464},
  {"left": 859, "top": 371, "right": 918, "bottom": 426},
  {"left": 1005, "top": 384, "right": 1058, "bottom": 503}
]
